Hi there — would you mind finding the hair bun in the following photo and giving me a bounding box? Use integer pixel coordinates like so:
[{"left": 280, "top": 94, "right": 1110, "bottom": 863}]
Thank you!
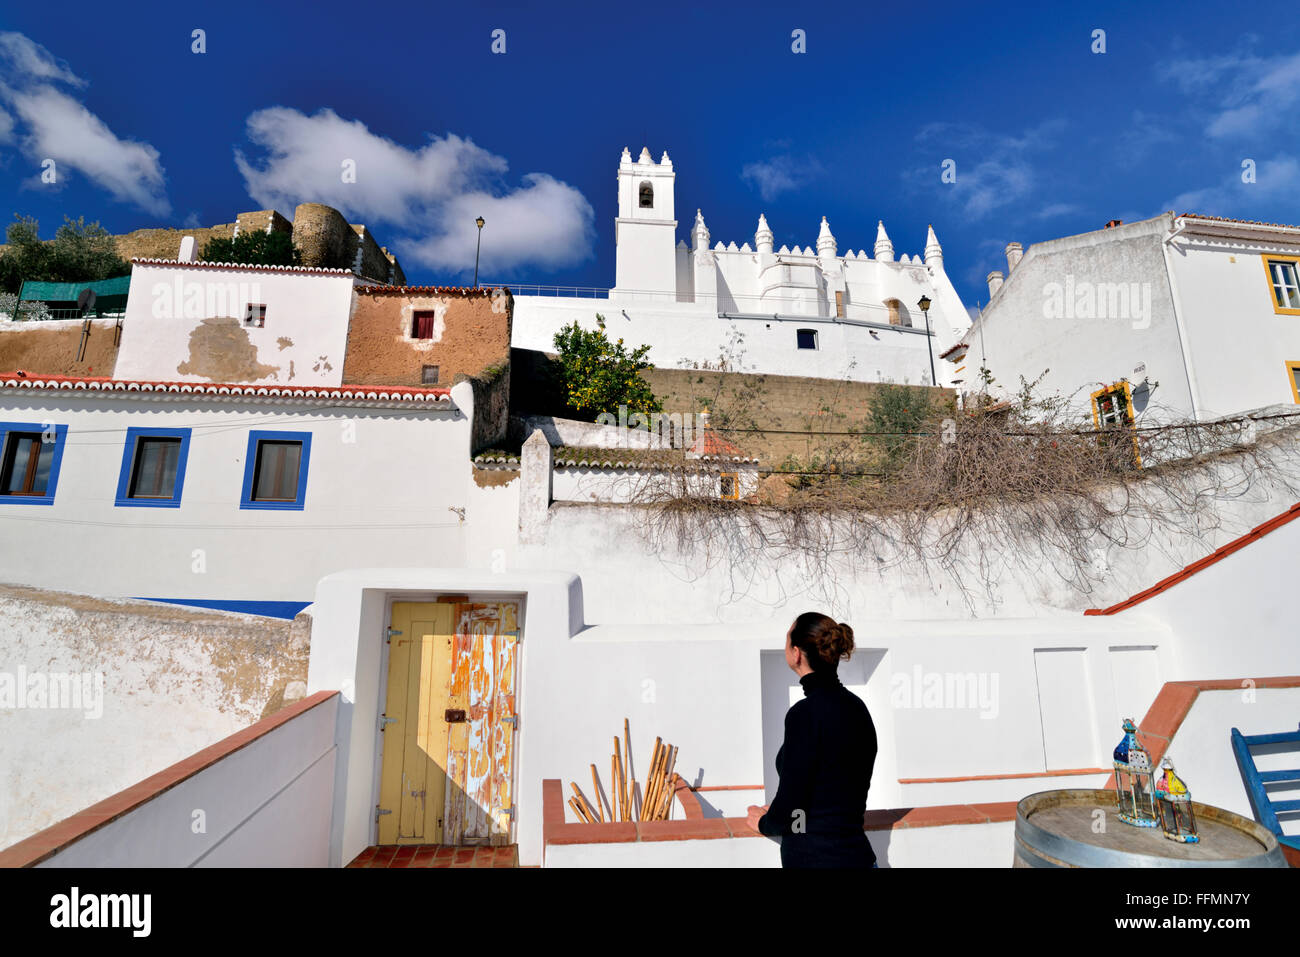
[{"left": 835, "top": 622, "right": 855, "bottom": 658}]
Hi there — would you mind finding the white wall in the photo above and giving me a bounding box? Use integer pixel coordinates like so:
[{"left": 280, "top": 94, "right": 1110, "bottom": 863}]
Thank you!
[
  {"left": 1168, "top": 236, "right": 1300, "bottom": 418},
  {"left": 0, "top": 387, "right": 470, "bottom": 602},
  {"left": 38, "top": 694, "right": 337, "bottom": 867},
  {"left": 1133, "top": 508, "right": 1300, "bottom": 680},
  {"left": 512, "top": 295, "right": 946, "bottom": 386},
  {"left": 1164, "top": 688, "right": 1300, "bottom": 836},
  {"left": 117, "top": 262, "right": 356, "bottom": 387},
  {"left": 307, "top": 568, "right": 1180, "bottom": 868},
  {"left": 963, "top": 217, "right": 1188, "bottom": 420},
  {"left": 0, "top": 587, "right": 308, "bottom": 851},
  {"left": 552, "top": 464, "right": 759, "bottom": 503},
  {"left": 965, "top": 214, "right": 1300, "bottom": 422}
]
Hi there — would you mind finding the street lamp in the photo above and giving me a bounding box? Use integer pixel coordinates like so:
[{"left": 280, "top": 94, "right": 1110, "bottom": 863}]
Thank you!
[
  {"left": 917, "top": 295, "right": 935, "bottom": 386},
  {"left": 474, "top": 216, "right": 486, "bottom": 289}
]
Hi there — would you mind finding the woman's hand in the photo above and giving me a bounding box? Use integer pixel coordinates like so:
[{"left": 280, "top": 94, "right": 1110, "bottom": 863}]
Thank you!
[{"left": 745, "top": 804, "right": 769, "bottom": 833}]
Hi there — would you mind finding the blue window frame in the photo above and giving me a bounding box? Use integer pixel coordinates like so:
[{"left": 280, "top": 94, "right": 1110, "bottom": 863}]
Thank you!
[
  {"left": 240, "top": 430, "right": 311, "bottom": 510},
  {"left": 115, "top": 427, "right": 192, "bottom": 508},
  {"left": 0, "top": 421, "right": 68, "bottom": 506}
]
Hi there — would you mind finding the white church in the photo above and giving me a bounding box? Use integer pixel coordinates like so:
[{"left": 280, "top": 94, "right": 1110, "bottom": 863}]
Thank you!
[{"left": 510, "top": 148, "right": 973, "bottom": 386}]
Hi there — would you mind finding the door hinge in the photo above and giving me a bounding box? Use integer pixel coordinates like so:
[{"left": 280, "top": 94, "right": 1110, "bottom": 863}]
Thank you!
[
  {"left": 505, "top": 805, "right": 516, "bottom": 821},
  {"left": 380, "top": 714, "right": 398, "bottom": 732},
  {"left": 502, "top": 715, "right": 518, "bottom": 729},
  {"left": 385, "top": 627, "right": 402, "bottom": 644},
  {"left": 376, "top": 806, "right": 392, "bottom": 819}
]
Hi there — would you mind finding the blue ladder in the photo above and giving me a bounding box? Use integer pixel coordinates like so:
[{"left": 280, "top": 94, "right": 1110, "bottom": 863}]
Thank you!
[{"left": 1230, "top": 724, "right": 1300, "bottom": 856}]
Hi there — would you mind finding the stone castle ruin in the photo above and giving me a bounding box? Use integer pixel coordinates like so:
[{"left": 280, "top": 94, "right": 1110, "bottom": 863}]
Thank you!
[{"left": 112, "top": 202, "right": 405, "bottom": 284}]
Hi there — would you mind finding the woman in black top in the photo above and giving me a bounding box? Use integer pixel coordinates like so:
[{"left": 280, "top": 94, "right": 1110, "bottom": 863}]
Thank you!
[{"left": 746, "top": 612, "right": 878, "bottom": 868}]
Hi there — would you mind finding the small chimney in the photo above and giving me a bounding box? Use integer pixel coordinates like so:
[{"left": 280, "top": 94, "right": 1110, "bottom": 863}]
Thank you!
[
  {"left": 987, "top": 270, "right": 1004, "bottom": 297},
  {"left": 178, "top": 235, "right": 197, "bottom": 262},
  {"left": 1005, "top": 242, "right": 1023, "bottom": 273},
  {"left": 1104, "top": 219, "right": 1123, "bottom": 229}
]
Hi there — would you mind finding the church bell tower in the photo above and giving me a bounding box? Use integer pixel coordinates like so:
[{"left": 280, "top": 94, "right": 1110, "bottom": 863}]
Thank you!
[{"left": 613, "top": 147, "right": 677, "bottom": 299}]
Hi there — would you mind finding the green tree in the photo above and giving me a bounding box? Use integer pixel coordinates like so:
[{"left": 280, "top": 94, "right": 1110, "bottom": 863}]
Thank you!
[
  {"left": 0, "top": 215, "right": 130, "bottom": 293},
  {"left": 200, "top": 231, "right": 301, "bottom": 267},
  {"left": 866, "top": 383, "right": 938, "bottom": 473},
  {"left": 552, "top": 315, "right": 662, "bottom": 419}
]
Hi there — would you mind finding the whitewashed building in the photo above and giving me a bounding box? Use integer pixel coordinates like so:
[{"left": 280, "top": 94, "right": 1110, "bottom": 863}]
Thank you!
[
  {"left": 950, "top": 213, "right": 1300, "bottom": 425},
  {"left": 510, "top": 148, "right": 973, "bottom": 386}
]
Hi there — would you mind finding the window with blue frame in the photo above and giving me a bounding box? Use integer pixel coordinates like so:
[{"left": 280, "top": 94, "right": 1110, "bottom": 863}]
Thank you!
[
  {"left": 240, "top": 430, "right": 311, "bottom": 510},
  {"left": 0, "top": 422, "right": 68, "bottom": 505},
  {"left": 115, "top": 427, "right": 192, "bottom": 507}
]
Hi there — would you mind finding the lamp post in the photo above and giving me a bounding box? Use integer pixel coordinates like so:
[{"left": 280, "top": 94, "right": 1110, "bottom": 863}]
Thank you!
[
  {"left": 474, "top": 216, "right": 485, "bottom": 289},
  {"left": 917, "top": 295, "right": 935, "bottom": 386}
]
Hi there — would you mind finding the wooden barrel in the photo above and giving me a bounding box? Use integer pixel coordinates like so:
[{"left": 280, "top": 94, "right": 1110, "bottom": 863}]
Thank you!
[{"left": 1014, "top": 788, "right": 1288, "bottom": 868}]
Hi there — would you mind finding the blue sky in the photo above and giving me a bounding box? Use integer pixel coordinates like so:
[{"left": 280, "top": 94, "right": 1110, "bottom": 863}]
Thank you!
[{"left": 1, "top": 0, "right": 1297, "bottom": 308}]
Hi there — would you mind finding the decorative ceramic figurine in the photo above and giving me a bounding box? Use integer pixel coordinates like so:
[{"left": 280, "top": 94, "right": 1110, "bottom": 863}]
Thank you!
[
  {"left": 1113, "top": 718, "right": 1159, "bottom": 827},
  {"left": 1155, "top": 757, "right": 1199, "bottom": 843}
]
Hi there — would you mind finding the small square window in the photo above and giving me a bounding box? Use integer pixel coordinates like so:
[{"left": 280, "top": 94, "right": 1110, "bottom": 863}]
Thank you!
[
  {"left": 240, "top": 431, "right": 311, "bottom": 510},
  {"left": 720, "top": 472, "right": 739, "bottom": 500},
  {"left": 244, "top": 303, "right": 266, "bottom": 327},
  {"left": 0, "top": 423, "right": 68, "bottom": 505},
  {"left": 412, "top": 311, "right": 437, "bottom": 339},
  {"left": 1265, "top": 258, "right": 1300, "bottom": 312},
  {"left": 796, "top": 329, "right": 818, "bottom": 350},
  {"left": 421, "top": 365, "right": 440, "bottom": 385}
]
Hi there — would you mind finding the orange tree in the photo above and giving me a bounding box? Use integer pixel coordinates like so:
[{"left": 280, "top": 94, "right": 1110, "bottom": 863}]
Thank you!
[{"left": 552, "top": 315, "right": 662, "bottom": 419}]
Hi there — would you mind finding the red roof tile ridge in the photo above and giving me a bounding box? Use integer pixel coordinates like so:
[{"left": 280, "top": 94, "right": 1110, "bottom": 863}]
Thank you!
[
  {"left": 0, "top": 373, "right": 451, "bottom": 399},
  {"left": 1084, "top": 501, "right": 1300, "bottom": 615}
]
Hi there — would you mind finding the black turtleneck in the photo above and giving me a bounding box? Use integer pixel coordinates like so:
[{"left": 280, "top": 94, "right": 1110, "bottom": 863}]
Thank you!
[{"left": 756, "top": 666, "right": 878, "bottom": 867}]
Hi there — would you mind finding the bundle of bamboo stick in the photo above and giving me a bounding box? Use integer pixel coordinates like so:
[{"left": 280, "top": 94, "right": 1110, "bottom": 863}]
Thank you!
[{"left": 566, "top": 718, "right": 680, "bottom": 824}]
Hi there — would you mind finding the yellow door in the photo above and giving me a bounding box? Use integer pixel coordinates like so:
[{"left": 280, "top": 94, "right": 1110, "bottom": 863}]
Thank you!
[
  {"left": 444, "top": 602, "right": 520, "bottom": 846},
  {"left": 377, "top": 600, "right": 520, "bottom": 846},
  {"left": 377, "top": 602, "right": 455, "bottom": 845}
]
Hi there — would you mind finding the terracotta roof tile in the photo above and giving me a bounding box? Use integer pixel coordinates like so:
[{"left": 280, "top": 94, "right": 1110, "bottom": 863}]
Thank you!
[
  {"left": 129, "top": 258, "right": 354, "bottom": 275},
  {"left": 0, "top": 374, "right": 452, "bottom": 406}
]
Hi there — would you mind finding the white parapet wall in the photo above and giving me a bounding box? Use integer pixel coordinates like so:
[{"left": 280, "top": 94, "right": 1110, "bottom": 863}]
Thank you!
[{"left": 25, "top": 692, "right": 338, "bottom": 868}]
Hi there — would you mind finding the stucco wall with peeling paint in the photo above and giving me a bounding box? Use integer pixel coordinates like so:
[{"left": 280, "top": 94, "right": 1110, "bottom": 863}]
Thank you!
[
  {"left": 0, "top": 583, "right": 311, "bottom": 851},
  {"left": 114, "top": 262, "right": 356, "bottom": 386}
]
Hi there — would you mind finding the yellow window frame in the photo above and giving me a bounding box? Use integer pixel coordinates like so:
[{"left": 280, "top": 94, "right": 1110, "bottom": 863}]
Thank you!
[
  {"left": 1261, "top": 254, "right": 1300, "bottom": 315},
  {"left": 1286, "top": 361, "right": 1300, "bottom": 404},
  {"left": 1090, "top": 380, "right": 1143, "bottom": 468},
  {"left": 720, "top": 471, "right": 739, "bottom": 500}
]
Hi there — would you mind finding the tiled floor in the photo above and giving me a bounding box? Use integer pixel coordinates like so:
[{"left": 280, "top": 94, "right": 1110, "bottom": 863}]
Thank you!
[{"left": 346, "top": 844, "right": 520, "bottom": 868}]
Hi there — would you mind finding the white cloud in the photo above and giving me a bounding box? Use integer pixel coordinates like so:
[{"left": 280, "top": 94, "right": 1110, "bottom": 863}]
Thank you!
[
  {"left": 1157, "top": 48, "right": 1300, "bottom": 139},
  {"left": 741, "top": 154, "right": 822, "bottom": 201},
  {"left": 908, "top": 120, "right": 1065, "bottom": 220},
  {"left": 1162, "top": 156, "right": 1300, "bottom": 218},
  {"left": 1034, "top": 202, "right": 1081, "bottom": 219},
  {"left": 234, "top": 106, "right": 594, "bottom": 275},
  {"left": 0, "top": 32, "right": 83, "bottom": 87},
  {"left": 0, "top": 32, "right": 169, "bottom": 215}
]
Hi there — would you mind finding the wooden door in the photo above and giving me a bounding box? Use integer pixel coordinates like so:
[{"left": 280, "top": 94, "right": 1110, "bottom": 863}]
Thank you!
[
  {"left": 377, "top": 602, "right": 455, "bottom": 845},
  {"left": 377, "top": 600, "right": 520, "bottom": 846},
  {"left": 444, "top": 602, "right": 520, "bottom": 846}
]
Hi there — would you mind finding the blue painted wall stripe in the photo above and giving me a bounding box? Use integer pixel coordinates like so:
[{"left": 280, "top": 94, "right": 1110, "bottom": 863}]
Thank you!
[{"left": 132, "top": 597, "right": 311, "bottom": 620}]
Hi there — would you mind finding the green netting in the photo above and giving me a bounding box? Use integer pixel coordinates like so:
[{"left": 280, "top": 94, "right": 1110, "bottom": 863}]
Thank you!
[{"left": 18, "top": 274, "right": 131, "bottom": 303}]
